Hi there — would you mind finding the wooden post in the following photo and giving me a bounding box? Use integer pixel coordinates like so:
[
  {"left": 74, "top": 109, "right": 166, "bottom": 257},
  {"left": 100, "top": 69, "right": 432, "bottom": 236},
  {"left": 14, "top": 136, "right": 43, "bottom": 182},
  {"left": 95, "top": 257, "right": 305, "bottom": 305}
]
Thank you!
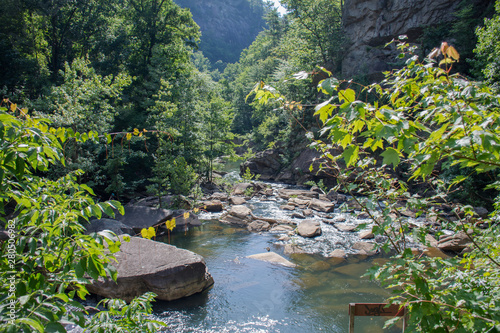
[{"left": 348, "top": 303, "right": 407, "bottom": 333}]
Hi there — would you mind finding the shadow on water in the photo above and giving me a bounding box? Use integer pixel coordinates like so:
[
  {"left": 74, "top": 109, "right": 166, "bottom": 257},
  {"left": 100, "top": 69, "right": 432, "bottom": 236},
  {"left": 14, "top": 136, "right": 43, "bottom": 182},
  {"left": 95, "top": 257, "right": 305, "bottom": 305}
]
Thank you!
[{"left": 153, "top": 220, "right": 403, "bottom": 333}]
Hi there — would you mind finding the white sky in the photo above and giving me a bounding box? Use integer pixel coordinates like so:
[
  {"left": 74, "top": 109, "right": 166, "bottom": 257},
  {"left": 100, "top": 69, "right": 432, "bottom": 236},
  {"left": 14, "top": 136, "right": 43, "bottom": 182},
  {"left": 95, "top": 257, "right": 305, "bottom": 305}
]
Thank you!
[{"left": 271, "top": 0, "right": 287, "bottom": 15}]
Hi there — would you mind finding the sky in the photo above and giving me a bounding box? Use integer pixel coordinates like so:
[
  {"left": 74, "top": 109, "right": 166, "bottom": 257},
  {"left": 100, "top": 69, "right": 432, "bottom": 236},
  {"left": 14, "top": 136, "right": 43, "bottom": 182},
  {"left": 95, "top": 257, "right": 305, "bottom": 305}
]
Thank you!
[{"left": 271, "top": 0, "right": 287, "bottom": 15}]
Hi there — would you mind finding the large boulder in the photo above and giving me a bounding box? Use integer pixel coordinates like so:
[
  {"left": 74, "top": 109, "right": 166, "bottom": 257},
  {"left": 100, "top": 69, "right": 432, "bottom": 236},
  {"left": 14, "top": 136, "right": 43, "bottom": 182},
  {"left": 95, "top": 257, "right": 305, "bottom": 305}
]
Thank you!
[
  {"left": 438, "top": 231, "right": 472, "bottom": 252},
  {"left": 275, "top": 148, "right": 329, "bottom": 184},
  {"left": 278, "top": 189, "right": 319, "bottom": 200},
  {"left": 232, "top": 182, "right": 254, "bottom": 196},
  {"left": 115, "top": 205, "right": 173, "bottom": 233},
  {"left": 115, "top": 206, "right": 199, "bottom": 233},
  {"left": 297, "top": 220, "right": 322, "bottom": 238},
  {"left": 85, "top": 218, "right": 134, "bottom": 236},
  {"left": 240, "top": 149, "right": 283, "bottom": 180},
  {"left": 87, "top": 236, "right": 214, "bottom": 302},
  {"left": 308, "top": 198, "right": 335, "bottom": 213},
  {"left": 219, "top": 205, "right": 253, "bottom": 226}
]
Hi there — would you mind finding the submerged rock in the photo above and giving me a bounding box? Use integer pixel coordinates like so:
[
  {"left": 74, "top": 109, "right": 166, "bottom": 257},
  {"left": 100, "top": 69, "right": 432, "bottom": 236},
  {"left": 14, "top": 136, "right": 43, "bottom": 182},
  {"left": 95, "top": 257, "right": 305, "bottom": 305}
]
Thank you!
[
  {"left": 284, "top": 244, "right": 306, "bottom": 255},
  {"left": 247, "top": 252, "right": 296, "bottom": 268},
  {"left": 352, "top": 241, "right": 378, "bottom": 256},
  {"left": 87, "top": 236, "right": 214, "bottom": 302}
]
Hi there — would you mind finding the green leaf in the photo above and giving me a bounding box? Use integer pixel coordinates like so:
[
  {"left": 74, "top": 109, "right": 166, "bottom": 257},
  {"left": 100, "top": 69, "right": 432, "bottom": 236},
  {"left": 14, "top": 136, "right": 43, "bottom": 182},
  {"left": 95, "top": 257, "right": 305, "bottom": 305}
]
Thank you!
[
  {"left": 17, "top": 318, "right": 44, "bottom": 333},
  {"left": 45, "top": 322, "right": 66, "bottom": 333},
  {"left": 380, "top": 148, "right": 401, "bottom": 168},
  {"left": 342, "top": 146, "right": 359, "bottom": 167},
  {"left": 338, "top": 88, "right": 355, "bottom": 103}
]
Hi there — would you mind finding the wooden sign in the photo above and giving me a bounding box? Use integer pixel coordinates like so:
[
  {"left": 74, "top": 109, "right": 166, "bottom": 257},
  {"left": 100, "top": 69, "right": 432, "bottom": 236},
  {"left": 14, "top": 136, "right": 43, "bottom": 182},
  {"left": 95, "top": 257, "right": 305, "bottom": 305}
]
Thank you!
[{"left": 349, "top": 303, "right": 407, "bottom": 332}]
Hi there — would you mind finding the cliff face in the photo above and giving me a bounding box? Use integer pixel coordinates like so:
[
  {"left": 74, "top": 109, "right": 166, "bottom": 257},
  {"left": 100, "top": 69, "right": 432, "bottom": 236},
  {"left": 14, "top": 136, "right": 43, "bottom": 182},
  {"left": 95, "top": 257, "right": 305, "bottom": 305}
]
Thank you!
[
  {"left": 341, "top": 0, "right": 461, "bottom": 80},
  {"left": 174, "top": 0, "right": 266, "bottom": 64}
]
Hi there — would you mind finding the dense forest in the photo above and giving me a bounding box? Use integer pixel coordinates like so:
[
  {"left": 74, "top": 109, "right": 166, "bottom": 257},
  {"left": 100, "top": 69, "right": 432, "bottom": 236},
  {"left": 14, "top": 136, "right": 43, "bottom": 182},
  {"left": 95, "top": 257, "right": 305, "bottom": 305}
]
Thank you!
[{"left": 2, "top": 0, "right": 500, "bottom": 331}]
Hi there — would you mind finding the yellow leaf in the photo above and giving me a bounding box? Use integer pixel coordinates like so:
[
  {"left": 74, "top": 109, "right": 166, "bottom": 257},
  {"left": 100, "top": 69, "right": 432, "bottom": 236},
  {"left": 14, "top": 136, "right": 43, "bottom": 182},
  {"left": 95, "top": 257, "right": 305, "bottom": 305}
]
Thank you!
[
  {"left": 143, "top": 128, "right": 147, "bottom": 132},
  {"left": 446, "top": 46, "right": 460, "bottom": 61},
  {"left": 140, "top": 227, "right": 155, "bottom": 239},
  {"left": 126, "top": 132, "right": 132, "bottom": 140},
  {"left": 133, "top": 128, "right": 139, "bottom": 135},
  {"left": 165, "top": 218, "right": 176, "bottom": 231},
  {"left": 183, "top": 212, "right": 189, "bottom": 219},
  {"left": 193, "top": 207, "right": 199, "bottom": 213},
  {"left": 10, "top": 103, "right": 17, "bottom": 112},
  {"left": 440, "top": 41, "right": 449, "bottom": 54},
  {"left": 20, "top": 108, "right": 28, "bottom": 116}
]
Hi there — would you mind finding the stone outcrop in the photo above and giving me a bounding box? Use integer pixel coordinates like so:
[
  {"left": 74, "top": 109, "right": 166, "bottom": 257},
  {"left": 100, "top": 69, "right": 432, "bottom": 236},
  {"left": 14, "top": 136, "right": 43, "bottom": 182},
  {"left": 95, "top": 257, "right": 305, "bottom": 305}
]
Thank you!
[
  {"left": 240, "top": 149, "right": 283, "bottom": 180},
  {"left": 438, "top": 231, "right": 472, "bottom": 252},
  {"left": 275, "top": 148, "right": 326, "bottom": 184},
  {"left": 115, "top": 205, "right": 172, "bottom": 233},
  {"left": 87, "top": 236, "right": 214, "bottom": 302},
  {"left": 342, "top": 0, "right": 462, "bottom": 80},
  {"left": 85, "top": 218, "right": 134, "bottom": 236},
  {"left": 219, "top": 205, "right": 253, "bottom": 226}
]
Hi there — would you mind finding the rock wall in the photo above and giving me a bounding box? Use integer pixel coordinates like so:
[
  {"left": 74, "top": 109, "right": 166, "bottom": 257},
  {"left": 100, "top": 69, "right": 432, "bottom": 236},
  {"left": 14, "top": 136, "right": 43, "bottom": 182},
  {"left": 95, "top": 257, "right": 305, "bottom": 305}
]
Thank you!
[{"left": 341, "top": 0, "right": 461, "bottom": 80}]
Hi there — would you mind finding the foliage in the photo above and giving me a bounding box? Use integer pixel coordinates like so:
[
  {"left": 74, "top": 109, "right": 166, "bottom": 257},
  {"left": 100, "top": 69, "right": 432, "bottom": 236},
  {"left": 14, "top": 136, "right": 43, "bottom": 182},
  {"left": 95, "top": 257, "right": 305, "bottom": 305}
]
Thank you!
[
  {"left": 85, "top": 292, "right": 166, "bottom": 332},
  {"left": 241, "top": 167, "right": 260, "bottom": 182},
  {"left": 475, "top": 0, "right": 500, "bottom": 84},
  {"left": 251, "top": 39, "right": 500, "bottom": 331},
  {"left": 0, "top": 103, "right": 158, "bottom": 331}
]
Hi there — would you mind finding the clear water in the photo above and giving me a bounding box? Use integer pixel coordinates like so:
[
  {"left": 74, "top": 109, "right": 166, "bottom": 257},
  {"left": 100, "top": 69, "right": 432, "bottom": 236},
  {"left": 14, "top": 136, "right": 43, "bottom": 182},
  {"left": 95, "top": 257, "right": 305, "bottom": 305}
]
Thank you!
[
  {"left": 152, "top": 162, "right": 403, "bottom": 332},
  {"left": 153, "top": 180, "right": 403, "bottom": 332}
]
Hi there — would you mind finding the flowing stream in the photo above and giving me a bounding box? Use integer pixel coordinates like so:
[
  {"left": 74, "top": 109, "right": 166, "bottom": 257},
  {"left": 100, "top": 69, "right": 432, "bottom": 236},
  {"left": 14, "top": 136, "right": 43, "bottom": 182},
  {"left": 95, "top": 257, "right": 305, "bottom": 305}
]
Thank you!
[{"left": 152, "top": 171, "right": 403, "bottom": 332}]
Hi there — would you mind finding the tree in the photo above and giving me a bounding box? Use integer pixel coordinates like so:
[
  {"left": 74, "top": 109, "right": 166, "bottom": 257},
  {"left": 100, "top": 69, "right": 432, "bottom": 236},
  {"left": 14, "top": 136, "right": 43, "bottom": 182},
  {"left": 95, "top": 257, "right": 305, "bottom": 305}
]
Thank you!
[
  {"left": 475, "top": 0, "right": 500, "bottom": 84},
  {"left": 0, "top": 101, "right": 163, "bottom": 331},
  {"left": 280, "top": 0, "right": 345, "bottom": 70},
  {"left": 202, "top": 95, "right": 234, "bottom": 182},
  {"left": 251, "top": 39, "right": 500, "bottom": 331}
]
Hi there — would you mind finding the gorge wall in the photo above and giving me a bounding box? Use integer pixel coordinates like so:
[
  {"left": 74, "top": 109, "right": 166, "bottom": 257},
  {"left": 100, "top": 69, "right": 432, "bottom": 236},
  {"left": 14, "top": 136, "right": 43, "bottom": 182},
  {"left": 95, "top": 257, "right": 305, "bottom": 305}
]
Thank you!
[{"left": 341, "top": 0, "right": 462, "bottom": 80}]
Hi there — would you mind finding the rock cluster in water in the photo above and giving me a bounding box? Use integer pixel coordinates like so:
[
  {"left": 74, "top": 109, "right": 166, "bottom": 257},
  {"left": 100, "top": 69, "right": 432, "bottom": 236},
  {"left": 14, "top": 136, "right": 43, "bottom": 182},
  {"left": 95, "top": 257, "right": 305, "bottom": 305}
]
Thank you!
[{"left": 203, "top": 180, "right": 488, "bottom": 261}]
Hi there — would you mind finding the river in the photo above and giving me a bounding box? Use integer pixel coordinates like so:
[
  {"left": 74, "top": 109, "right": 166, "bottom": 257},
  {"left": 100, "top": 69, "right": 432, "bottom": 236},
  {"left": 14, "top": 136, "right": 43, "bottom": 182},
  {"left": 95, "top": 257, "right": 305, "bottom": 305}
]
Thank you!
[{"left": 152, "top": 173, "right": 403, "bottom": 333}]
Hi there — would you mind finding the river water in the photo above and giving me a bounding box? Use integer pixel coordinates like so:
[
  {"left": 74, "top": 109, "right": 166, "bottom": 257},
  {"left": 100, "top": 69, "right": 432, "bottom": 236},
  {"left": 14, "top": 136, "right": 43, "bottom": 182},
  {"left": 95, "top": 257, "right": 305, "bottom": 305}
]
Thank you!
[{"left": 152, "top": 174, "right": 403, "bottom": 333}]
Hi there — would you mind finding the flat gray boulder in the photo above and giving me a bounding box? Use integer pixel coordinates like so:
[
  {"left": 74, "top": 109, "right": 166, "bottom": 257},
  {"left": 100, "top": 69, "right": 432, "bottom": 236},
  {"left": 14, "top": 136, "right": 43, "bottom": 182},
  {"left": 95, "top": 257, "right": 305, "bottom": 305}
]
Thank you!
[
  {"left": 115, "top": 205, "right": 200, "bottom": 233},
  {"left": 278, "top": 189, "right": 319, "bottom": 200},
  {"left": 297, "top": 220, "right": 322, "bottom": 237},
  {"left": 85, "top": 218, "right": 134, "bottom": 236},
  {"left": 228, "top": 205, "right": 252, "bottom": 219},
  {"left": 87, "top": 236, "right": 214, "bottom": 302},
  {"left": 115, "top": 205, "right": 173, "bottom": 233},
  {"left": 309, "top": 198, "right": 335, "bottom": 213},
  {"left": 229, "top": 196, "right": 247, "bottom": 205}
]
